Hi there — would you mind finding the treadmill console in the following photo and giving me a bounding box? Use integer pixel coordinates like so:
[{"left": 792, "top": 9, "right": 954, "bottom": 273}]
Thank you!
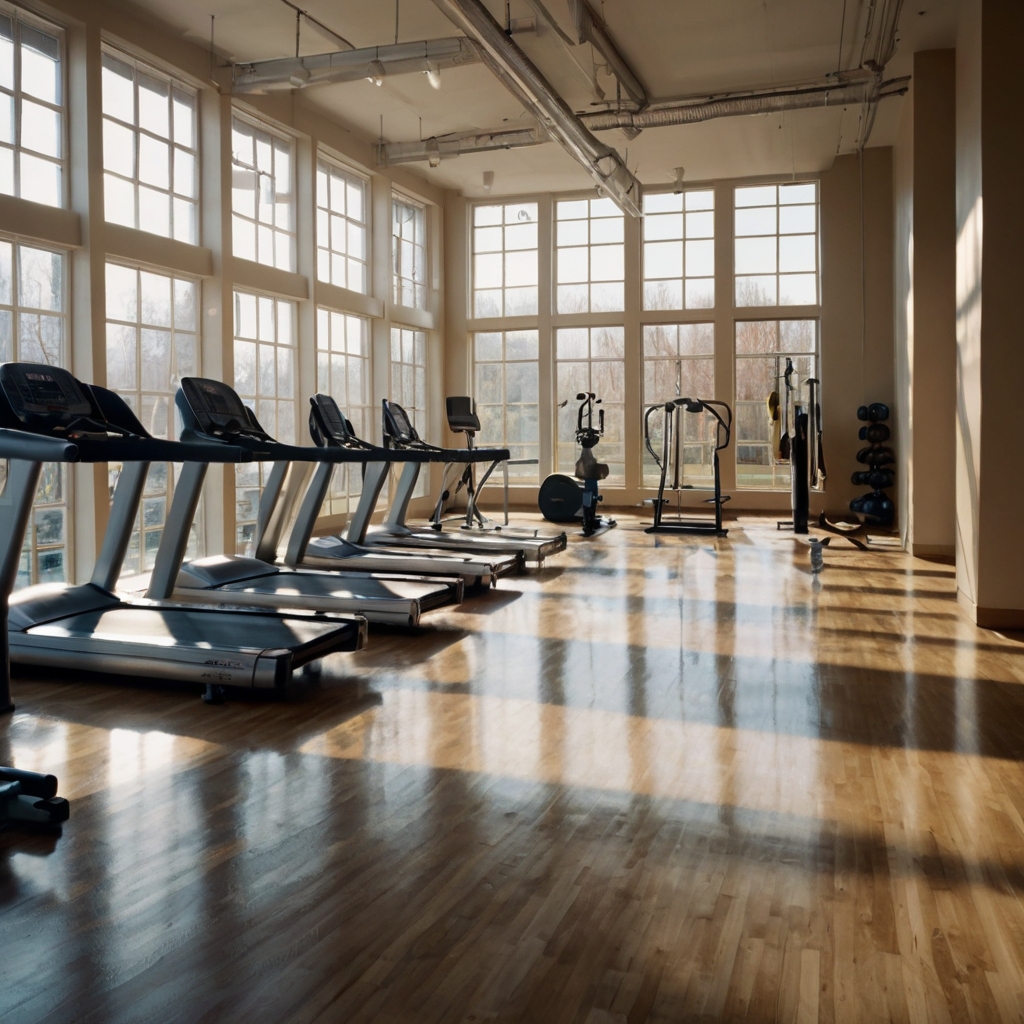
[
  {"left": 180, "top": 377, "right": 267, "bottom": 439},
  {"left": 382, "top": 400, "right": 419, "bottom": 446},
  {"left": 309, "top": 393, "right": 354, "bottom": 447},
  {"left": 0, "top": 362, "right": 104, "bottom": 436}
]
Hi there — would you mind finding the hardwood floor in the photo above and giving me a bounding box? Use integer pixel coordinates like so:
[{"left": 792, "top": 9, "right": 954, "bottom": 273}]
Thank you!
[{"left": 4, "top": 515, "right": 1024, "bottom": 1023}]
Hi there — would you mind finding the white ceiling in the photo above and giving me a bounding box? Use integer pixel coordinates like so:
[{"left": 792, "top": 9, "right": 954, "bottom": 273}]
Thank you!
[{"left": 110, "top": 0, "right": 961, "bottom": 196}]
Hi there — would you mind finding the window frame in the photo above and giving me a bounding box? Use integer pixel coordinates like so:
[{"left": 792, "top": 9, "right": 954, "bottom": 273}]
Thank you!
[
  {"left": 391, "top": 191, "right": 427, "bottom": 310},
  {"left": 100, "top": 45, "right": 199, "bottom": 244},
  {"left": 230, "top": 111, "right": 297, "bottom": 273},
  {"left": 1, "top": 236, "right": 71, "bottom": 587},
  {"left": 104, "top": 260, "right": 202, "bottom": 574},
  {"left": 316, "top": 152, "right": 370, "bottom": 295},
  {"left": 0, "top": 4, "right": 67, "bottom": 209}
]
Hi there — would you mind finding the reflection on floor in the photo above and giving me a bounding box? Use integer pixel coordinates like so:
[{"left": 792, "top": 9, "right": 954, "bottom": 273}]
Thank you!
[{"left": 5, "top": 515, "right": 1024, "bottom": 1023}]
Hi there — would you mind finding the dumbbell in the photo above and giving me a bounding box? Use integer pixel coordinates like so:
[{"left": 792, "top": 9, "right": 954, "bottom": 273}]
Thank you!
[
  {"left": 850, "top": 491, "right": 895, "bottom": 522},
  {"left": 856, "top": 446, "right": 894, "bottom": 468},
  {"left": 857, "top": 403, "right": 890, "bottom": 422},
  {"left": 851, "top": 469, "right": 894, "bottom": 489},
  {"left": 858, "top": 423, "right": 890, "bottom": 443}
]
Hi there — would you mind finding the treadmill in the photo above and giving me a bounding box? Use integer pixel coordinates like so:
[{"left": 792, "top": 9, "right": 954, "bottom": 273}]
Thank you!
[
  {"left": 0, "top": 362, "right": 365, "bottom": 704},
  {"left": 271, "top": 393, "right": 523, "bottom": 583},
  {"left": 138, "top": 377, "right": 463, "bottom": 627},
  {"left": 357, "top": 400, "right": 566, "bottom": 563}
]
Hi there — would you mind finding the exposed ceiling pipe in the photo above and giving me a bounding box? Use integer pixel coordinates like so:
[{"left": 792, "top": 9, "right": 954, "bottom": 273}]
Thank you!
[
  {"left": 567, "top": 0, "right": 647, "bottom": 109},
  {"left": 377, "top": 74, "right": 909, "bottom": 166},
  {"left": 428, "top": 0, "right": 642, "bottom": 217},
  {"left": 232, "top": 36, "right": 481, "bottom": 94}
]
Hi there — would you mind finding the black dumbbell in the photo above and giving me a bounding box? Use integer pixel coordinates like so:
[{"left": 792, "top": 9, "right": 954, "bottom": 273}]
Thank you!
[
  {"left": 858, "top": 423, "right": 890, "bottom": 443},
  {"left": 856, "top": 446, "right": 895, "bottom": 467}
]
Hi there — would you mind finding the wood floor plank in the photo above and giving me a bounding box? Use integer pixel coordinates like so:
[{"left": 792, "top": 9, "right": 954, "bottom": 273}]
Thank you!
[{"left": 4, "top": 516, "right": 1024, "bottom": 1022}]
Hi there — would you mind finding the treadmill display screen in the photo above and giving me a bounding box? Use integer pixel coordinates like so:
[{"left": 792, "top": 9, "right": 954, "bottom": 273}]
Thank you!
[
  {"left": 0, "top": 362, "right": 94, "bottom": 427},
  {"left": 181, "top": 377, "right": 260, "bottom": 436},
  {"left": 310, "top": 394, "right": 352, "bottom": 443},
  {"left": 384, "top": 402, "right": 417, "bottom": 444}
]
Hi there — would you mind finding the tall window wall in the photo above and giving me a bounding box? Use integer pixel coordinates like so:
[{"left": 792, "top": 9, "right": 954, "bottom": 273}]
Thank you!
[
  {"left": 555, "top": 198, "right": 623, "bottom": 313},
  {"left": 101, "top": 50, "right": 197, "bottom": 243},
  {"left": 233, "top": 291, "right": 296, "bottom": 551},
  {"left": 472, "top": 202, "right": 538, "bottom": 318},
  {"left": 468, "top": 181, "right": 821, "bottom": 495},
  {"left": 555, "top": 327, "right": 625, "bottom": 484},
  {"left": 316, "top": 156, "right": 368, "bottom": 293},
  {"left": 0, "top": 9, "right": 63, "bottom": 207},
  {"left": 0, "top": 15, "right": 442, "bottom": 593},
  {"left": 1, "top": 240, "right": 68, "bottom": 587},
  {"left": 392, "top": 194, "right": 426, "bottom": 309},
  {"left": 642, "top": 324, "right": 715, "bottom": 487},
  {"left": 106, "top": 262, "right": 199, "bottom": 573},
  {"left": 735, "top": 319, "right": 818, "bottom": 489},
  {"left": 316, "top": 308, "right": 370, "bottom": 516},
  {"left": 390, "top": 325, "right": 427, "bottom": 497},
  {"left": 473, "top": 330, "right": 539, "bottom": 481},
  {"left": 231, "top": 116, "right": 295, "bottom": 271}
]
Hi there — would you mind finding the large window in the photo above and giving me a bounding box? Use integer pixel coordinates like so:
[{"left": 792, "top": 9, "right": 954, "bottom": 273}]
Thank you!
[
  {"left": 735, "top": 319, "right": 818, "bottom": 489},
  {"left": 0, "top": 10, "right": 63, "bottom": 207},
  {"left": 390, "top": 325, "right": 428, "bottom": 496},
  {"left": 101, "top": 50, "right": 197, "bottom": 243},
  {"left": 473, "top": 330, "right": 539, "bottom": 482},
  {"left": 105, "top": 262, "right": 198, "bottom": 573},
  {"left": 231, "top": 116, "right": 295, "bottom": 271},
  {"left": 734, "top": 183, "right": 818, "bottom": 307},
  {"left": 555, "top": 326, "right": 625, "bottom": 484},
  {"left": 316, "top": 157, "right": 368, "bottom": 293},
  {"left": 392, "top": 194, "right": 426, "bottom": 309},
  {"left": 234, "top": 291, "right": 296, "bottom": 551},
  {"left": 317, "top": 308, "right": 370, "bottom": 516},
  {"left": 642, "top": 324, "right": 715, "bottom": 487},
  {"left": 0, "top": 240, "right": 68, "bottom": 587},
  {"left": 472, "top": 201, "right": 538, "bottom": 318},
  {"left": 555, "top": 198, "right": 624, "bottom": 313},
  {"left": 642, "top": 189, "right": 714, "bottom": 310}
]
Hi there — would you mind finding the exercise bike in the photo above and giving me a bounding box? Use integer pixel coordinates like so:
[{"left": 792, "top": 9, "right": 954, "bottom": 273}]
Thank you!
[{"left": 538, "top": 393, "right": 617, "bottom": 537}]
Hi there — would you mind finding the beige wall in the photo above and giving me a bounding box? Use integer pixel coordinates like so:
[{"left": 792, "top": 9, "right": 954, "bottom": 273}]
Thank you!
[
  {"left": 956, "top": 0, "right": 1024, "bottom": 625},
  {"left": 819, "top": 148, "right": 895, "bottom": 517},
  {"left": 893, "top": 50, "right": 957, "bottom": 559}
]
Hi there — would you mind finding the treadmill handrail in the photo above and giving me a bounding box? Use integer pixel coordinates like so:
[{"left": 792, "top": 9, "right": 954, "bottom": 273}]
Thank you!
[{"left": 0, "top": 429, "right": 79, "bottom": 463}]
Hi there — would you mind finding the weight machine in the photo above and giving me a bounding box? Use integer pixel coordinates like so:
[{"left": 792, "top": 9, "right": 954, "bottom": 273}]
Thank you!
[{"left": 643, "top": 397, "right": 732, "bottom": 536}]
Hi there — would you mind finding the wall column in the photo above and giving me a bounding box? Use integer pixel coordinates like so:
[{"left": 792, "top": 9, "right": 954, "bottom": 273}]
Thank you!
[
  {"left": 893, "top": 50, "right": 957, "bottom": 559},
  {"left": 955, "top": 0, "right": 1024, "bottom": 626}
]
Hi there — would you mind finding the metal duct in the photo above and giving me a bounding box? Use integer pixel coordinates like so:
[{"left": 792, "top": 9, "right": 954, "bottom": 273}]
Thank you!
[
  {"left": 582, "top": 76, "right": 908, "bottom": 132},
  {"left": 429, "top": 0, "right": 642, "bottom": 217},
  {"left": 377, "top": 75, "right": 909, "bottom": 166},
  {"left": 567, "top": 0, "right": 647, "bottom": 108},
  {"left": 232, "top": 36, "right": 481, "bottom": 94}
]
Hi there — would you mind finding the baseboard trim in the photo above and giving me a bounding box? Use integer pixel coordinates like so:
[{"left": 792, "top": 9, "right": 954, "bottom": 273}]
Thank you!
[
  {"left": 959, "top": 589, "right": 1024, "bottom": 629},
  {"left": 911, "top": 542, "right": 955, "bottom": 561}
]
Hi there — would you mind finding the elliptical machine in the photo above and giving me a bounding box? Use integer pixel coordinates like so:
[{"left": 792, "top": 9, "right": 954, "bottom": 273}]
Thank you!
[{"left": 538, "top": 392, "right": 617, "bottom": 537}]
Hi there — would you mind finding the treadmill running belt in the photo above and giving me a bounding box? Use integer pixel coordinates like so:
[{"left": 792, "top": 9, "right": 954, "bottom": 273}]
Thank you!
[{"left": 25, "top": 606, "right": 346, "bottom": 649}]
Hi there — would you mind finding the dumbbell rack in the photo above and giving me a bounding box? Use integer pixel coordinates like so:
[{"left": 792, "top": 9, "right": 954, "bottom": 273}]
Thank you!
[{"left": 849, "top": 403, "right": 895, "bottom": 527}]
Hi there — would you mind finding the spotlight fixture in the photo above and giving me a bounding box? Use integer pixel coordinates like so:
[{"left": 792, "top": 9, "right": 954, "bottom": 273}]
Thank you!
[
  {"left": 424, "top": 61, "right": 441, "bottom": 90},
  {"left": 367, "top": 59, "right": 385, "bottom": 87},
  {"left": 288, "top": 64, "right": 311, "bottom": 88},
  {"left": 672, "top": 167, "right": 685, "bottom": 194},
  {"left": 482, "top": 170, "right": 494, "bottom": 193}
]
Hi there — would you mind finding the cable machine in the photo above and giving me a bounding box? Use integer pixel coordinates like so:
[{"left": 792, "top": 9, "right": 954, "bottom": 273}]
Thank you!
[{"left": 643, "top": 396, "right": 732, "bottom": 536}]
